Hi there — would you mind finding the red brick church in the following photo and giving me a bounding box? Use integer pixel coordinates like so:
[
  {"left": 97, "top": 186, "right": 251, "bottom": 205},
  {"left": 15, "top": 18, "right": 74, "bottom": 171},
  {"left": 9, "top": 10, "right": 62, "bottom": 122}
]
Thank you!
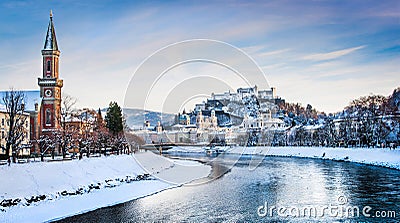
[
  {"left": 29, "top": 11, "right": 63, "bottom": 145},
  {"left": 38, "top": 11, "right": 63, "bottom": 133}
]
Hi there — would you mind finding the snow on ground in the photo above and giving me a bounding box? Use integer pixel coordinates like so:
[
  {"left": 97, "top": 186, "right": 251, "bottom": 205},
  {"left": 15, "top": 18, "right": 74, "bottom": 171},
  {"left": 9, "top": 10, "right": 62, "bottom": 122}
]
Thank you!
[
  {"left": 0, "top": 152, "right": 211, "bottom": 223},
  {"left": 168, "top": 146, "right": 400, "bottom": 170},
  {"left": 1, "top": 146, "right": 398, "bottom": 222}
]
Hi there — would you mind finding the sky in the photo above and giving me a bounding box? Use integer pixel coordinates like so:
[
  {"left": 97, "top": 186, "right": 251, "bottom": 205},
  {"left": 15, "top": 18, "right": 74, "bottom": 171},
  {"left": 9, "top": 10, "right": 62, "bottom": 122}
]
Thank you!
[{"left": 0, "top": 0, "right": 399, "bottom": 114}]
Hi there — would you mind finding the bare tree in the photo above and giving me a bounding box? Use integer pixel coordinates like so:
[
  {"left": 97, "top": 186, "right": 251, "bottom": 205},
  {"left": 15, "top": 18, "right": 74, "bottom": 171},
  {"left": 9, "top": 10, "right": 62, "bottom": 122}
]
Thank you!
[
  {"left": 2, "top": 89, "right": 29, "bottom": 163},
  {"left": 75, "top": 108, "right": 98, "bottom": 157},
  {"left": 345, "top": 95, "right": 388, "bottom": 147},
  {"left": 37, "top": 134, "right": 54, "bottom": 162},
  {"left": 125, "top": 132, "right": 145, "bottom": 153},
  {"left": 59, "top": 94, "right": 77, "bottom": 158}
]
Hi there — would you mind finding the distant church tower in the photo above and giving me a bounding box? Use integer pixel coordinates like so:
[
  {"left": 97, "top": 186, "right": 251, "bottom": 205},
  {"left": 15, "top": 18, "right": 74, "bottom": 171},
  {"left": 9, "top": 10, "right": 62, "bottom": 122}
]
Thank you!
[{"left": 38, "top": 11, "right": 63, "bottom": 132}]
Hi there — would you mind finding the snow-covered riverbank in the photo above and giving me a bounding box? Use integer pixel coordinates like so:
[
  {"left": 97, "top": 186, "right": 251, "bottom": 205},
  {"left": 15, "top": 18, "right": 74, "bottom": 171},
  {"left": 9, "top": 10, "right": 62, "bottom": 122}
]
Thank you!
[
  {"left": 0, "top": 152, "right": 211, "bottom": 223},
  {"left": 168, "top": 146, "right": 400, "bottom": 170},
  {"left": 1, "top": 146, "right": 398, "bottom": 222}
]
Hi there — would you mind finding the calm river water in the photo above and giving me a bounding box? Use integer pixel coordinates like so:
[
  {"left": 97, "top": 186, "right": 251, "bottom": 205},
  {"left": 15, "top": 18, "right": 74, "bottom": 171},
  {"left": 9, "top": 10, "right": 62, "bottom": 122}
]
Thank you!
[{"left": 57, "top": 154, "right": 400, "bottom": 222}]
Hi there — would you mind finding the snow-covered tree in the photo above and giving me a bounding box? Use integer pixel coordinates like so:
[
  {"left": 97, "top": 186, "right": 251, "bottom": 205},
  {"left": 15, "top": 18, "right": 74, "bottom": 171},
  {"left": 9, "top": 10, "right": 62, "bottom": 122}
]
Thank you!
[
  {"left": 345, "top": 95, "right": 388, "bottom": 147},
  {"left": 37, "top": 134, "right": 55, "bottom": 161},
  {"left": 2, "top": 89, "right": 28, "bottom": 163},
  {"left": 59, "top": 94, "right": 77, "bottom": 158}
]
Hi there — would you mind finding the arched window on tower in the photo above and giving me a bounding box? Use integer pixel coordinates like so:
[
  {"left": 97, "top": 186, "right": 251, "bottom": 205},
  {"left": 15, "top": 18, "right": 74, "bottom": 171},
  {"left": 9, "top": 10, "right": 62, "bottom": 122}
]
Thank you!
[
  {"left": 46, "top": 108, "right": 51, "bottom": 125},
  {"left": 47, "top": 60, "right": 51, "bottom": 72}
]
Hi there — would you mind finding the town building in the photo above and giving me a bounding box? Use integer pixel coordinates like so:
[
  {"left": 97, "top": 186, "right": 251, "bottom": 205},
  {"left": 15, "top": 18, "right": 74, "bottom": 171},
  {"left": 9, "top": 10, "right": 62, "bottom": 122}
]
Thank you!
[
  {"left": 0, "top": 108, "right": 31, "bottom": 157},
  {"left": 241, "top": 111, "right": 284, "bottom": 129}
]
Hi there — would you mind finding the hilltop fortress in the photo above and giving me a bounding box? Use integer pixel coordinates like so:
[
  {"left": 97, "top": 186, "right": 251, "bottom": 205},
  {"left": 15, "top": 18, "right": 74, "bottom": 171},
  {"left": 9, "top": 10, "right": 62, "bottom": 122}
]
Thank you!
[
  {"left": 135, "top": 86, "right": 287, "bottom": 146},
  {"left": 177, "top": 86, "right": 285, "bottom": 128}
]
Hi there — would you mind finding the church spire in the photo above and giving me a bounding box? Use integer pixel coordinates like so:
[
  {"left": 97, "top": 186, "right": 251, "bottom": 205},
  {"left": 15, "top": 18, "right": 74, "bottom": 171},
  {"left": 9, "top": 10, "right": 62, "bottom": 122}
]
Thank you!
[{"left": 44, "top": 10, "right": 58, "bottom": 51}]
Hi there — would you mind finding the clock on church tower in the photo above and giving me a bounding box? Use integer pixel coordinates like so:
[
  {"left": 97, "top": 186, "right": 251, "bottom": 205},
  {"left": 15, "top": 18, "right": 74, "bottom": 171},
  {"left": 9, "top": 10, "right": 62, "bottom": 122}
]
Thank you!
[{"left": 38, "top": 11, "right": 63, "bottom": 132}]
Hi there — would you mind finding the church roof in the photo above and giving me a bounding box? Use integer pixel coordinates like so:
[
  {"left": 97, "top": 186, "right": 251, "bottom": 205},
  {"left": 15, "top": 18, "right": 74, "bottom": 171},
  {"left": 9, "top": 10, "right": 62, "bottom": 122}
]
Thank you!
[
  {"left": 43, "top": 11, "right": 58, "bottom": 51},
  {"left": 0, "top": 90, "right": 41, "bottom": 112}
]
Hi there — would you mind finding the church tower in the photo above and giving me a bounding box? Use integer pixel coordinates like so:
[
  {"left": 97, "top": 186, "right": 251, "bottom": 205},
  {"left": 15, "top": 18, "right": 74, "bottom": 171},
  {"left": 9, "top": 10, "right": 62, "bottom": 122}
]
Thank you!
[{"left": 38, "top": 11, "right": 63, "bottom": 132}]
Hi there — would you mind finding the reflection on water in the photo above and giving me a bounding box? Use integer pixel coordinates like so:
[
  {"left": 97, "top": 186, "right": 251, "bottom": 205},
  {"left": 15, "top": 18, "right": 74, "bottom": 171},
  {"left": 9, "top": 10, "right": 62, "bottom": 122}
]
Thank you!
[{"left": 57, "top": 155, "right": 400, "bottom": 223}]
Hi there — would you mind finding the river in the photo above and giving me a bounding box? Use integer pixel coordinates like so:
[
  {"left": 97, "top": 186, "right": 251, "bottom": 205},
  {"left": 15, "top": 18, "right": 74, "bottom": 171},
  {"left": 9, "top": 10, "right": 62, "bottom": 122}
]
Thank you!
[{"left": 56, "top": 154, "right": 400, "bottom": 222}]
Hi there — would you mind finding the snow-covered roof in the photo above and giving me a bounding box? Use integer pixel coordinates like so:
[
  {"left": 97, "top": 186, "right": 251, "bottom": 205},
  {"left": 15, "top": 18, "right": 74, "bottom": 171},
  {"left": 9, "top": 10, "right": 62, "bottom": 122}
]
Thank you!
[
  {"left": 64, "top": 116, "right": 81, "bottom": 122},
  {"left": 304, "top": 124, "right": 324, "bottom": 130},
  {"left": 274, "top": 126, "right": 291, "bottom": 131},
  {"left": 172, "top": 124, "right": 197, "bottom": 128},
  {"left": 264, "top": 118, "right": 284, "bottom": 124}
]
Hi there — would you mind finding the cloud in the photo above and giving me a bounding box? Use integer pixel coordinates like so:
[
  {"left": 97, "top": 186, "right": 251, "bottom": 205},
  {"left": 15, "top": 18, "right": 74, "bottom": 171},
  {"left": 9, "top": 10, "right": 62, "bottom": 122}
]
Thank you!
[
  {"left": 258, "top": 48, "right": 291, "bottom": 57},
  {"left": 0, "top": 62, "right": 30, "bottom": 70},
  {"left": 1, "top": 0, "right": 398, "bottom": 113},
  {"left": 1, "top": 0, "right": 30, "bottom": 9},
  {"left": 302, "top": 45, "right": 366, "bottom": 61},
  {"left": 241, "top": 45, "right": 267, "bottom": 54},
  {"left": 261, "top": 63, "right": 287, "bottom": 70}
]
